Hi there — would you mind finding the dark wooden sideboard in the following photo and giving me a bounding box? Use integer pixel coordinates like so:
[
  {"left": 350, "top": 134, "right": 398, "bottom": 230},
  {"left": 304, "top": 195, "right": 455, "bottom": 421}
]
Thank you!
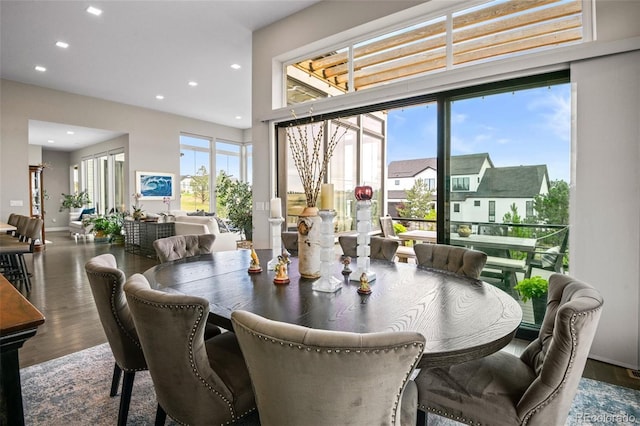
[{"left": 0, "top": 275, "right": 45, "bottom": 425}]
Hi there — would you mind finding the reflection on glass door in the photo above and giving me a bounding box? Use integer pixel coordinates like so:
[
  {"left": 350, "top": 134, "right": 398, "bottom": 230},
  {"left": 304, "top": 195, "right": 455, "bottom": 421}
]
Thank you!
[
  {"left": 113, "top": 152, "right": 125, "bottom": 212},
  {"left": 448, "top": 82, "right": 571, "bottom": 330},
  {"left": 329, "top": 125, "right": 356, "bottom": 232},
  {"left": 81, "top": 150, "right": 125, "bottom": 215},
  {"left": 98, "top": 154, "right": 108, "bottom": 215}
]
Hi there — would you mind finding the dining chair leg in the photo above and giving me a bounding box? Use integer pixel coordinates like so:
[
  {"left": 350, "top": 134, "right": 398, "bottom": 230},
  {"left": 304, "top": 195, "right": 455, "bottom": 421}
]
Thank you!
[
  {"left": 416, "top": 408, "right": 427, "bottom": 426},
  {"left": 110, "top": 363, "right": 122, "bottom": 397},
  {"left": 117, "top": 371, "right": 136, "bottom": 426},
  {"left": 155, "top": 404, "right": 167, "bottom": 426}
]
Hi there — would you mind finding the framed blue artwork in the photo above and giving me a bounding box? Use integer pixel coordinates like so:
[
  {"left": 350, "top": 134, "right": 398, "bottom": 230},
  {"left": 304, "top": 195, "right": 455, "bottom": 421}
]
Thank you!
[{"left": 136, "top": 171, "right": 175, "bottom": 200}]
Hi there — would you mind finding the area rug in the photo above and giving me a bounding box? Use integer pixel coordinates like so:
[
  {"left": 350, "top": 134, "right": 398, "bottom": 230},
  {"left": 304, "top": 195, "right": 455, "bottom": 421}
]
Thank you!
[
  {"left": 20, "top": 343, "right": 259, "bottom": 425},
  {"left": 20, "top": 344, "right": 640, "bottom": 425}
]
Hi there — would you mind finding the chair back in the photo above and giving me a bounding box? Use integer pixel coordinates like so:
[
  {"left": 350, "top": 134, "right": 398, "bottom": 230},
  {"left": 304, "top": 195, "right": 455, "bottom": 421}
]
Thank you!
[
  {"left": 542, "top": 226, "right": 569, "bottom": 272},
  {"left": 25, "top": 217, "right": 43, "bottom": 240},
  {"left": 84, "top": 254, "right": 146, "bottom": 371},
  {"left": 379, "top": 216, "right": 397, "bottom": 238},
  {"left": 338, "top": 235, "right": 399, "bottom": 261},
  {"left": 231, "top": 310, "right": 425, "bottom": 426},
  {"left": 14, "top": 215, "right": 30, "bottom": 239},
  {"left": 153, "top": 234, "right": 216, "bottom": 263},
  {"left": 124, "top": 274, "right": 254, "bottom": 425},
  {"left": 517, "top": 273, "right": 603, "bottom": 424},
  {"left": 281, "top": 231, "right": 298, "bottom": 256},
  {"left": 7, "top": 213, "right": 18, "bottom": 226},
  {"left": 414, "top": 243, "right": 487, "bottom": 279}
]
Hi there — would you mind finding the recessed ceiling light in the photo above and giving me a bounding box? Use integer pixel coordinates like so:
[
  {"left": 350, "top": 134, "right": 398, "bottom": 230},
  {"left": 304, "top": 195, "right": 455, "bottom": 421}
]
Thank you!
[
  {"left": 188, "top": 81, "right": 198, "bottom": 87},
  {"left": 156, "top": 95, "right": 164, "bottom": 100},
  {"left": 230, "top": 64, "right": 241, "bottom": 70},
  {"left": 35, "top": 65, "right": 47, "bottom": 72},
  {"left": 86, "top": 6, "right": 102, "bottom": 16},
  {"left": 47, "top": 139, "right": 55, "bottom": 144},
  {"left": 56, "top": 41, "right": 69, "bottom": 49},
  {"left": 67, "top": 131, "right": 75, "bottom": 135},
  {"left": 235, "top": 116, "right": 242, "bottom": 120}
]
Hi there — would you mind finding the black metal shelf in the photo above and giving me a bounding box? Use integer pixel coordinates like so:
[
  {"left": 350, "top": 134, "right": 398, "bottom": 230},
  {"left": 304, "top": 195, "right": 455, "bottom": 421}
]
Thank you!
[{"left": 124, "top": 220, "right": 174, "bottom": 258}]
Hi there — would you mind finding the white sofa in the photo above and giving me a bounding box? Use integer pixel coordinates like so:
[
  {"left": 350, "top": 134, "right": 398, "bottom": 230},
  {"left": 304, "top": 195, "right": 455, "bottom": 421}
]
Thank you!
[
  {"left": 68, "top": 210, "right": 95, "bottom": 241},
  {"left": 172, "top": 213, "right": 242, "bottom": 252}
]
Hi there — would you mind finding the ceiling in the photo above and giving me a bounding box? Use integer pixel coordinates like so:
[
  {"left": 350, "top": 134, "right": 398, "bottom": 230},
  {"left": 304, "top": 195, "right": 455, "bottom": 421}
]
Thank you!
[{"left": 0, "top": 0, "right": 319, "bottom": 151}]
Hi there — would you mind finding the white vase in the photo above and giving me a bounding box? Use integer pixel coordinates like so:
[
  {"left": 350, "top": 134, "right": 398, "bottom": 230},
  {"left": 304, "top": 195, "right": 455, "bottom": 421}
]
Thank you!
[{"left": 297, "top": 207, "right": 321, "bottom": 279}]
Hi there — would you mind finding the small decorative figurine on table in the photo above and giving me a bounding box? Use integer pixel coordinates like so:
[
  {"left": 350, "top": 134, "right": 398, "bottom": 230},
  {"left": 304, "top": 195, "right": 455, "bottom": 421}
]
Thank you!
[
  {"left": 273, "top": 254, "right": 291, "bottom": 285},
  {"left": 248, "top": 247, "right": 262, "bottom": 274},
  {"left": 341, "top": 255, "right": 352, "bottom": 276},
  {"left": 357, "top": 272, "right": 372, "bottom": 295}
]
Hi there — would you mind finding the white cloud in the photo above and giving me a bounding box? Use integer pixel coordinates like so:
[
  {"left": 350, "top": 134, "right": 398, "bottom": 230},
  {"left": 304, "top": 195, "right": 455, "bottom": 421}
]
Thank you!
[
  {"left": 529, "top": 92, "right": 571, "bottom": 142},
  {"left": 451, "top": 113, "right": 467, "bottom": 124}
]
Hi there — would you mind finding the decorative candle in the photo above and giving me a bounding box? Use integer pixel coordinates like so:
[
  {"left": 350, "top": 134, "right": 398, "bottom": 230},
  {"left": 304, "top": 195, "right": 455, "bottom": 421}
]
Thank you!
[
  {"left": 270, "top": 197, "right": 282, "bottom": 218},
  {"left": 320, "top": 184, "right": 334, "bottom": 210}
]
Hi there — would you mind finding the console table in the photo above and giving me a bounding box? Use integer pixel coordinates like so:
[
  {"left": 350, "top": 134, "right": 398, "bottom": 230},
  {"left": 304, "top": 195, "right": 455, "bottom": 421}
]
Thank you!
[
  {"left": 0, "top": 275, "right": 45, "bottom": 425},
  {"left": 124, "top": 220, "right": 175, "bottom": 258}
]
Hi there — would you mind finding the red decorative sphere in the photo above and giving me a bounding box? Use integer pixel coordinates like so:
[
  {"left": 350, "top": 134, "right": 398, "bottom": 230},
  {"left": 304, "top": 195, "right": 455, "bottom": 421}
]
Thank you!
[{"left": 354, "top": 185, "right": 373, "bottom": 201}]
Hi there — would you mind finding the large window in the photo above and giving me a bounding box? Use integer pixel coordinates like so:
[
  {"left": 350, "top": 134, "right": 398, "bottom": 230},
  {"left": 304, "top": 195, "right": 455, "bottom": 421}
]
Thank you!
[
  {"left": 452, "top": 177, "right": 469, "bottom": 191},
  {"left": 278, "top": 112, "right": 384, "bottom": 232},
  {"left": 80, "top": 150, "right": 125, "bottom": 214},
  {"left": 286, "top": 0, "right": 585, "bottom": 105},
  {"left": 180, "top": 134, "right": 252, "bottom": 214},
  {"left": 180, "top": 134, "right": 211, "bottom": 212},
  {"left": 276, "top": 71, "right": 570, "bottom": 336}
]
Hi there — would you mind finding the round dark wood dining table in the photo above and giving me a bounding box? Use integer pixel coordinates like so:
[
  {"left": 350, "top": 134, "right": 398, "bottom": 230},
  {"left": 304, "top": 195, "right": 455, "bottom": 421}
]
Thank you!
[{"left": 143, "top": 249, "right": 522, "bottom": 367}]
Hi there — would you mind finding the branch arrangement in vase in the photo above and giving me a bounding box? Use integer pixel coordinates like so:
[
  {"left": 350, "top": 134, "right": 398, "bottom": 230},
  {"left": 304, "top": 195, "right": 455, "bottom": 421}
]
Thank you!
[{"left": 287, "top": 110, "right": 348, "bottom": 208}]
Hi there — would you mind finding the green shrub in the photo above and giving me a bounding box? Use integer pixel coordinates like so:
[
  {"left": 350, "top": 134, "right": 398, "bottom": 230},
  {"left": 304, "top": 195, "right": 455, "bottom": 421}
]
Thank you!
[
  {"left": 393, "top": 222, "right": 407, "bottom": 235},
  {"left": 514, "top": 276, "right": 548, "bottom": 302}
]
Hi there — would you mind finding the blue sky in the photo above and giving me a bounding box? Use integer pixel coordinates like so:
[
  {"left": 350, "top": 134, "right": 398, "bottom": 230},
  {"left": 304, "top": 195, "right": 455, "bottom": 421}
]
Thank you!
[{"left": 386, "top": 83, "right": 571, "bottom": 183}]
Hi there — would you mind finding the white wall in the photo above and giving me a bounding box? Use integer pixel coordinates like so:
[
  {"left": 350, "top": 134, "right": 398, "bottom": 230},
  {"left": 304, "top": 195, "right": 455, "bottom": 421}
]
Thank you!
[
  {"left": 1, "top": 80, "right": 244, "bottom": 230},
  {"left": 251, "top": 1, "right": 424, "bottom": 249},
  {"left": 253, "top": 1, "right": 640, "bottom": 368},
  {"left": 571, "top": 50, "right": 640, "bottom": 369}
]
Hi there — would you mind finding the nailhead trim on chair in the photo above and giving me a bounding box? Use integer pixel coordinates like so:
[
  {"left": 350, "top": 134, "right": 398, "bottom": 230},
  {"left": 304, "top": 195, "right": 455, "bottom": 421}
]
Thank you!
[
  {"left": 88, "top": 269, "right": 147, "bottom": 373},
  {"left": 105, "top": 274, "right": 145, "bottom": 352},
  {"left": 130, "top": 297, "right": 257, "bottom": 425},
  {"left": 418, "top": 305, "right": 603, "bottom": 426},
  {"left": 520, "top": 306, "right": 602, "bottom": 425},
  {"left": 237, "top": 323, "right": 424, "bottom": 425}
]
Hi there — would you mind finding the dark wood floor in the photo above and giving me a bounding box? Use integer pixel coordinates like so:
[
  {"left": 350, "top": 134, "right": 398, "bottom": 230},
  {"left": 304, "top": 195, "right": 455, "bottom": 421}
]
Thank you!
[
  {"left": 16, "top": 231, "right": 640, "bottom": 391},
  {"left": 18, "top": 231, "right": 158, "bottom": 367}
]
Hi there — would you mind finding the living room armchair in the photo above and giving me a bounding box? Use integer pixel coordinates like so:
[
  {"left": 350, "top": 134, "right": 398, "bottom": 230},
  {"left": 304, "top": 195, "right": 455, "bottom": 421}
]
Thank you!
[{"left": 169, "top": 211, "right": 241, "bottom": 252}]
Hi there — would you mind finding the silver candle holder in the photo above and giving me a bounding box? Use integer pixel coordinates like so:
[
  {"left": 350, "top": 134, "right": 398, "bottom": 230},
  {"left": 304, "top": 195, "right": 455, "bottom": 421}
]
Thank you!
[
  {"left": 267, "top": 216, "right": 284, "bottom": 270},
  {"left": 312, "top": 209, "right": 342, "bottom": 293},
  {"left": 351, "top": 199, "right": 376, "bottom": 282}
]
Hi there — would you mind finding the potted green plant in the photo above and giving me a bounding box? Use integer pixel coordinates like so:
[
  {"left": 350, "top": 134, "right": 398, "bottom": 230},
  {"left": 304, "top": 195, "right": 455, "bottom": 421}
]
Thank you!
[
  {"left": 89, "top": 216, "right": 111, "bottom": 243},
  {"left": 216, "top": 171, "right": 253, "bottom": 240},
  {"left": 107, "top": 212, "right": 125, "bottom": 245},
  {"left": 514, "top": 276, "right": 549, "bottom": 325},
  {"left": 59, "top": 190, "right": 91, "bottom": 212}
]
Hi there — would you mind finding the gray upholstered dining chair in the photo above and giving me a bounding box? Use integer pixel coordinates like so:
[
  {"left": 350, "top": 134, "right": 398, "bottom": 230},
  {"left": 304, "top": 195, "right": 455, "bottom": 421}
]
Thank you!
[
  {"left": 415, "top": 273, "right": 603, "bottom": 425},
  {"left": 231, "top": 309, "right": 425, "bottom": 426},
  {"left": 152, "top": 233, "right": 216, "bottom": 263},
  {"left": 124, "top": 273, "right": 256, "bottom": 425},
  {"left": 338, "top": 235, "right": 399, "bottom": 262},
  {"left": 84, "top": 254, "right": 147, "bottom": 426},
  {"left": 85, "top": 254, "right": 220, "bottom": 426},
  {"left": 0, "top": 217, "right": 43, "bottom": 292},
  {"left": 281, "top": 231, "right": 298, "bottom": 256},
  {"left": 414, "top": 243, "right": 487, "bottom": 279}
]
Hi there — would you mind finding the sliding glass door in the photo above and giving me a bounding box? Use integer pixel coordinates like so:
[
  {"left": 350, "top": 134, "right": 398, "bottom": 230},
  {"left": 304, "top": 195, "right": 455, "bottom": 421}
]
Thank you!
[
  {"left": 275, "top": 71, "right": 570, "bottom": 335},
  {"left": 81, "top": 150, "right": 126, "bottom": 214}
]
